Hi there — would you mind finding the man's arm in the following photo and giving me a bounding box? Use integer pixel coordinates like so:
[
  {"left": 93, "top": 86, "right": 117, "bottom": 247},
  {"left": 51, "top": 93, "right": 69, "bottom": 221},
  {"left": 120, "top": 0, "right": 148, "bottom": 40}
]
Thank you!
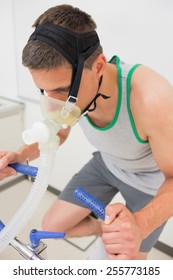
[
  {"left": 134, "top": 72, "right": 173, "bottom": 238},
  {"left": 102, "top": 66, "right": 173, "bottom": 259}
]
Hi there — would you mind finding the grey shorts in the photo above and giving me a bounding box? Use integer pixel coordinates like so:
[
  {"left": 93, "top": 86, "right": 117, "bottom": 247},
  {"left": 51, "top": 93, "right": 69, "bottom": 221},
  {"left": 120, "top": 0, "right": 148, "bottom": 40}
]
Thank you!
[{"left": 59, "top": 151, "right": 166, "bottom": 252}]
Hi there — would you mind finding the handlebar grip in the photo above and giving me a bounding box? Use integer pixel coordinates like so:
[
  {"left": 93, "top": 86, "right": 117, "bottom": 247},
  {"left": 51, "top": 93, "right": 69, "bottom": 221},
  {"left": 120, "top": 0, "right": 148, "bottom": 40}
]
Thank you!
[
  {"left": 0, "top": 220, "right": 5, "bottom": 231},
  {"left": 73, "top": 187, "right": 105, "bottom": 220},
  {"left": 9, "top": 163, "right": 38, "bottom": 177},
  {"left": 30, "top": 229, "right": 65, "bottom": 247}
]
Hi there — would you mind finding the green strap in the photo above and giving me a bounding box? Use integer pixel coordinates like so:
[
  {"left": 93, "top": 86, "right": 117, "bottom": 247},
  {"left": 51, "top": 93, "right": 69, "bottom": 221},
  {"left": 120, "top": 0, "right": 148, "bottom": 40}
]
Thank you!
[{"left": 126, "top": 64, "right": 148, "bottom": 143}]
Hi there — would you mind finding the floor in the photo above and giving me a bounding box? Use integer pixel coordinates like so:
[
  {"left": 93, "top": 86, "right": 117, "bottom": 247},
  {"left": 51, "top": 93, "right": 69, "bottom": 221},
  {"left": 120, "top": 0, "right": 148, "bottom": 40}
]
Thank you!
[{"left": 0, "top": 179, "right": 172, "bottom": 260}]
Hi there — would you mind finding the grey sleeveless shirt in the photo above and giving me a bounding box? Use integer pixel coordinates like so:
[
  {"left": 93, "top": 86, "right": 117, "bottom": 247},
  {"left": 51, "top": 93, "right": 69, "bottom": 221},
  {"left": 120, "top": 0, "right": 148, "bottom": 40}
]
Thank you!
[{"left": 79, "top": 56, "right": 164, "bottom": 195}]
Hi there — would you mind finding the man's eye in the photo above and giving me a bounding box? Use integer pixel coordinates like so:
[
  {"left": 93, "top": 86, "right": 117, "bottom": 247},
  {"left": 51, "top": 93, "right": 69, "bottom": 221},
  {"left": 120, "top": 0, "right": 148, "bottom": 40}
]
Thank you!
[
  {"left": 38, "top": 89, "right": 44, "bottom": 95},
  {"left": 56, "top": 87, "right": 70, "bottom": 93}
]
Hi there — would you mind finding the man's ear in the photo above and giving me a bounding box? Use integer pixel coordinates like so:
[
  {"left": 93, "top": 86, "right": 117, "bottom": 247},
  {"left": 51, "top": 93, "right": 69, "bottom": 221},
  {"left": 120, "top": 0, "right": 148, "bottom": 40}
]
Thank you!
[{"left": 94, "top": 54, "right": 107, "bottom": 79}]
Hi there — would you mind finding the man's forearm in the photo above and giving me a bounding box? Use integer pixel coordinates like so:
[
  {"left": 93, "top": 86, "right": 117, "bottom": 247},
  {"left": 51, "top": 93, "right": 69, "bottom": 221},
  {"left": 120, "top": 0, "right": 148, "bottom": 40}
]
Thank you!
[
  {"left": 134, "top": 178, "right": 173, "bottom": 239},
  {"left": 17, "top": 143, "right": 40, "bottom": 163}
]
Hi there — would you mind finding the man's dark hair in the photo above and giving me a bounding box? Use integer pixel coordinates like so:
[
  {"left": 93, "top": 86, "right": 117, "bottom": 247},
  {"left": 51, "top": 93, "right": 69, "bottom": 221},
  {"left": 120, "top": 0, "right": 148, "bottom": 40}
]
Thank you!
[{"left": 22, "top": 5, "right": 103, "bottom": 70}]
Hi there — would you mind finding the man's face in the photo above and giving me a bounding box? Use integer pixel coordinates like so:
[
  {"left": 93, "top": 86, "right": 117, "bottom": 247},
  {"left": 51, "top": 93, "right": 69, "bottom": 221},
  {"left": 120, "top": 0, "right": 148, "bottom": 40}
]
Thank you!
[{"left": 29, "top": 63, "right": 99, "bottom": 113}]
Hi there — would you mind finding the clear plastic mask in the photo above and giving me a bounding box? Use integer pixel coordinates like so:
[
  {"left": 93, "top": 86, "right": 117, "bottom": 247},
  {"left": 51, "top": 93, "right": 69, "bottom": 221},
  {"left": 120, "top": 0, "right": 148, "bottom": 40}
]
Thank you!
[{"left": 40, "top": 95, "right": 81, "bottom": 128}]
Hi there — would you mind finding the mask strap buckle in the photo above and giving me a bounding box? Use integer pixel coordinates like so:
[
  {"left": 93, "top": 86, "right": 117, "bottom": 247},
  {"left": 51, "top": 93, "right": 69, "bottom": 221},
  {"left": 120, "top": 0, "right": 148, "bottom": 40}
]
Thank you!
[{"left": 61, "top": 95, "right": 78, "bottom": 118}]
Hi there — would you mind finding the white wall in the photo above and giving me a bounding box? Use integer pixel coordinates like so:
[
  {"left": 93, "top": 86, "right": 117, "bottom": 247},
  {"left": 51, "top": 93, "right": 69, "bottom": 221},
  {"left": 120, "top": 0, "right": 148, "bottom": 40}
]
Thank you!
[
  {"left": 0, "top": 0, "right": 173, "bottom": 247},
  {"left": 0, "top": 0, "right": 18, "bottom": 98}
]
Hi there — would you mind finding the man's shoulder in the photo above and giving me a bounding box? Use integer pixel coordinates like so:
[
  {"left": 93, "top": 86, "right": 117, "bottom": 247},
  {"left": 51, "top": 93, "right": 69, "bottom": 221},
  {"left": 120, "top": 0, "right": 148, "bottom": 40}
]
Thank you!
[
  {"left": 131, "top": 65, "right": 173, "bottom": 108},
  {"left": 130, "top": 65, "right": 173, "bottom": 139}
]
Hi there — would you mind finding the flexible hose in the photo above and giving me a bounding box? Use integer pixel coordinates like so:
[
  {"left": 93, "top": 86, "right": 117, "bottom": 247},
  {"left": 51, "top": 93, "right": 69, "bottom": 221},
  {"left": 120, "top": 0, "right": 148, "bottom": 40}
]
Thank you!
[{"left": 0, "top": 146, "right": 57, "bottom": 254}]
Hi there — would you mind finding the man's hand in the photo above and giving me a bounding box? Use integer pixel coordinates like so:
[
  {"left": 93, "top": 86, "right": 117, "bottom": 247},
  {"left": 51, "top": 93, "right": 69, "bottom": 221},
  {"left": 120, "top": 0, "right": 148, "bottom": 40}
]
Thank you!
[
  {"left": 0, "top": 151, "right": 20, "bottom": 180},
  {"left": 101, "top": 203, "right": 143, "bottom": 260}
]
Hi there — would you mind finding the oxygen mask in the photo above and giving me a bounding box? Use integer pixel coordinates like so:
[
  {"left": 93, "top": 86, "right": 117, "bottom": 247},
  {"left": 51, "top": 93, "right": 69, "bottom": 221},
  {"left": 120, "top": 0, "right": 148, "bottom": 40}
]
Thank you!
[{"left": 40, "top": 95, "right": 81, "bottom": 129}]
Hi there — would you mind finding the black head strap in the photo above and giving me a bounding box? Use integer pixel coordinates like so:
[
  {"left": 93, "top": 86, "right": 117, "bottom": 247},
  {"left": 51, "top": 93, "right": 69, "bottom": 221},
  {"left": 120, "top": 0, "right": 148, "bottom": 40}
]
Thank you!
[
  {"left": 83, "top": 76, "right": 110, "bottom": 114},
  {"left": 28, "top": 23, "right": 100, "bottom": 102}
]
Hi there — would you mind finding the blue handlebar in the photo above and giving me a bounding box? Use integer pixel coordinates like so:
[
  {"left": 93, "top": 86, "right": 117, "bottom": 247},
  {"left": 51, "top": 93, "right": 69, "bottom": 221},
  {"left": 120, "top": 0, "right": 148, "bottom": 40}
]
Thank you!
[
  {"left": 73, "top": 187, "right": 105, "bottom": 220},
  {"left": 0, "top": 220, "right": 5, "bottom": 231},
  {"left": 9, "top": 163, "right": 38, "bottom": 177},
  {"left": 30, "top": 229, "right": 65, "bottom": 247}
]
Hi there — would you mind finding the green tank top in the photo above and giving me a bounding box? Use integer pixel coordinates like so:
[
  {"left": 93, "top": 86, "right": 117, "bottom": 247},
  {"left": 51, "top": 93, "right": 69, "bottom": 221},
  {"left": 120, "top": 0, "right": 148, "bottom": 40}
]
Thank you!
[{"left": 79, "top": 55, "right": 164, "bottom": 195}]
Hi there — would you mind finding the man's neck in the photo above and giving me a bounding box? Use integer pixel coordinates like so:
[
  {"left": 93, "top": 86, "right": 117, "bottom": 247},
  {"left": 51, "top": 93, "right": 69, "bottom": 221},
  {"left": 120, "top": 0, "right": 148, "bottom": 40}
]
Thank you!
[{"left": 87, "top": 62, "right": 118, "bottom": 128}]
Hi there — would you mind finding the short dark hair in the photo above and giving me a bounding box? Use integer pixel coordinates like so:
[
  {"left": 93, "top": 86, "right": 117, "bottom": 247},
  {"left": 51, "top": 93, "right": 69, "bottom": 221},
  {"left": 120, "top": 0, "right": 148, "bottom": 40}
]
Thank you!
[{"left": 22, "top": 4, "right": 103, "bottom": 70}]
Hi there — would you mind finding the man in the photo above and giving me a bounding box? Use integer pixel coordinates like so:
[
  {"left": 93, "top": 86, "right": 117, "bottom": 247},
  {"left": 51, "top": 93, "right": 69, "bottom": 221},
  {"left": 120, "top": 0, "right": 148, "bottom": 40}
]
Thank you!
[{"left": 0, "top": 4, "right": 173, "bottom": 260}]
